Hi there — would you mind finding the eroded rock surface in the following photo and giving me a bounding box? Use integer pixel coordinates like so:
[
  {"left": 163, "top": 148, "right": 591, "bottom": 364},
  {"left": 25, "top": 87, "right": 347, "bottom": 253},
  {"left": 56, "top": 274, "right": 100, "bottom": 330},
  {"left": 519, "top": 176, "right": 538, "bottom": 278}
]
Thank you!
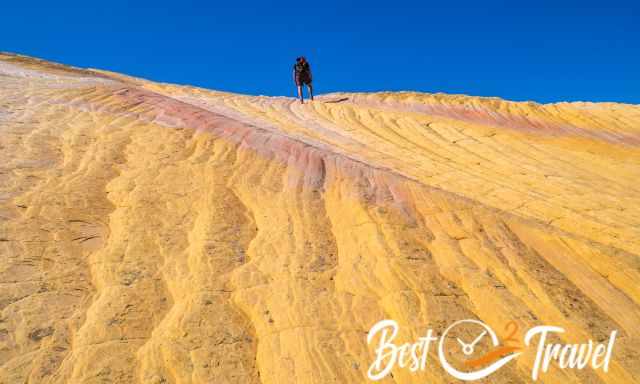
[{"left": 0, "top": 53, "right": 639, "bottom": 383}]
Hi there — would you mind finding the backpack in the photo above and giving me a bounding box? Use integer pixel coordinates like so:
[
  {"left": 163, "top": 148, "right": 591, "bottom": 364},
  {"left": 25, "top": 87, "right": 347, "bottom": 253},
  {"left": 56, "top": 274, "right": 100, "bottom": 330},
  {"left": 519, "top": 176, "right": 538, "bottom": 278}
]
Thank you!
[{"left": 295, "top": 62, "right": 310, "bottom": 74}]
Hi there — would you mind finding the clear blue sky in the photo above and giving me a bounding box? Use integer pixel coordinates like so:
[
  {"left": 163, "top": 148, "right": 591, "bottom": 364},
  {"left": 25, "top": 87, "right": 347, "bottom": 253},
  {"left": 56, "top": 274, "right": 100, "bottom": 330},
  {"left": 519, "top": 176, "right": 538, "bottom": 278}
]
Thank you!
[{"left": 3, "top": 0, "right": 638, "bottom": 103}]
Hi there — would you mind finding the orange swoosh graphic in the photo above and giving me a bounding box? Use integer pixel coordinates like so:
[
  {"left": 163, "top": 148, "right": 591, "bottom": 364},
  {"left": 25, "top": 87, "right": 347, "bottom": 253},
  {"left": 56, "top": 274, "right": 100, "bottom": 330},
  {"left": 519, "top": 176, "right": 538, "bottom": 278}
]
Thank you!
[{"left": 463, "top": 346, "right": 521, "bottom": 368}]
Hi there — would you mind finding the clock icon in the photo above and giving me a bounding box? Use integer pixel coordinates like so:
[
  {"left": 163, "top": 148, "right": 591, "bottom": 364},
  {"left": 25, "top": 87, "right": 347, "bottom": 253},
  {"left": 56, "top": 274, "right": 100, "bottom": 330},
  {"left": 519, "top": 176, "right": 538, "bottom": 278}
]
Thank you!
[
  {"left": 457, "top": 329, "right": 488, "bottom": 356},
  {"left": 438, "top": 319, "right": 522, "bottom": 381}
]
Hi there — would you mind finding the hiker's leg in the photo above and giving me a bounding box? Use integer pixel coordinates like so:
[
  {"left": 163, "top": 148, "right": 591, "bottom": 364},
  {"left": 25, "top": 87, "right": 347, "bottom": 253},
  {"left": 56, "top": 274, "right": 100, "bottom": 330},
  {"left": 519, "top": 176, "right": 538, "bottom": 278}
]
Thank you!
[
  {"left": 297, "top": 85, "right": 304, "bottom": 103},
  {"left": 307, "top": 83, "right": 314, "bottom": 101}
]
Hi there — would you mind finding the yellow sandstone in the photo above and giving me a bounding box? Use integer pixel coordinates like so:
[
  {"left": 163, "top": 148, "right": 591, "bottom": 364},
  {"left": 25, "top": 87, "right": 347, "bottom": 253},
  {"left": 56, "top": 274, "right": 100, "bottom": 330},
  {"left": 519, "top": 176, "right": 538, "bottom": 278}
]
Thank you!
[{"left": 0, "top": 53, "right": 638, "bottom": 383}]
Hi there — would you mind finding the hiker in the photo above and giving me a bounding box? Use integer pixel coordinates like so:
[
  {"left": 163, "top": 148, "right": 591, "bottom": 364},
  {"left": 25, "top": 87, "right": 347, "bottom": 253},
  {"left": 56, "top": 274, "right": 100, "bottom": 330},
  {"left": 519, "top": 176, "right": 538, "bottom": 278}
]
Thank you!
[{"left": 293, "top": 56, "right": 313, "bottom": 103}]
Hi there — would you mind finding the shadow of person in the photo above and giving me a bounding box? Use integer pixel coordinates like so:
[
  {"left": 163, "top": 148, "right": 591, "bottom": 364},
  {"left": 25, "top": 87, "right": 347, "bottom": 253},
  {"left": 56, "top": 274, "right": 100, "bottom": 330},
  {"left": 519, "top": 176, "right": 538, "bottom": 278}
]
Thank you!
[{"left": 323, "top": 97, "right": 349, "bottom": 104}]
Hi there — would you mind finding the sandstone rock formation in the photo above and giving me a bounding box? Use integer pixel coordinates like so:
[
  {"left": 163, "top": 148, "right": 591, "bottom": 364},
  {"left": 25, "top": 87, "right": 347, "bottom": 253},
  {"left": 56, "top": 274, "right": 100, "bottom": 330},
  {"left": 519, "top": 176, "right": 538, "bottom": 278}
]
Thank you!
[{"left": 0, "top": 52, "right": 638, "bottom": 383}]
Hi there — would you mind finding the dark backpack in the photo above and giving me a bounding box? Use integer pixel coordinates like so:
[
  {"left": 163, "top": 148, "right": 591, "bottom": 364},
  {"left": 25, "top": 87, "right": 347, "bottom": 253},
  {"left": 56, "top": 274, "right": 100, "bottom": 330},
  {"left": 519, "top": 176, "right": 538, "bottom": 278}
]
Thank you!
[{"left": 295, "top": 62, "right": 310, "bottom": 74}]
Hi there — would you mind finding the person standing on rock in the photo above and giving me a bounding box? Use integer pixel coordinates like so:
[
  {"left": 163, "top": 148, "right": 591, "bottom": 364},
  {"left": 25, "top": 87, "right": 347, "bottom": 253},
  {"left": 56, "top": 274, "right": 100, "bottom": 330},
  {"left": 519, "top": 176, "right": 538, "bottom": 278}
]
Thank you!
[{"left": 293, "top": 56, "right": 313, "bottom": 104}]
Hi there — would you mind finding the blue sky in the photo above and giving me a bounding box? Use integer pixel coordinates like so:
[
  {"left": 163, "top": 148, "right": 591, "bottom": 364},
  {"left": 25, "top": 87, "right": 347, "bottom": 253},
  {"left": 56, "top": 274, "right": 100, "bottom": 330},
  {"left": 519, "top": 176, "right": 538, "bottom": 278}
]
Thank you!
[{"left": 3, "top": 0, "right": 638, "bottom": 103}]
